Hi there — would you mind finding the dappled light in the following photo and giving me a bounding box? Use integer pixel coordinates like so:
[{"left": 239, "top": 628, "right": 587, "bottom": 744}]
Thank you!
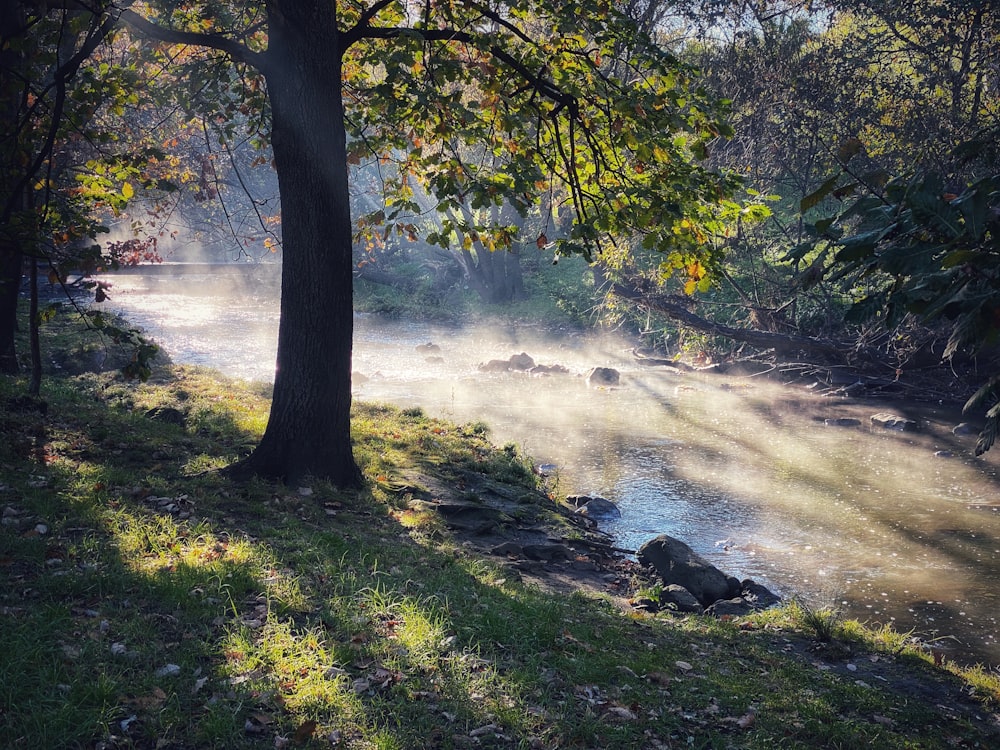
[{"left": 102, "top": 269, "right": 1000, "bottom": 666}]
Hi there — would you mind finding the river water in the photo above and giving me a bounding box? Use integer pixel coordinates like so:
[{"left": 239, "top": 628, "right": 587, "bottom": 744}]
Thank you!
[{"left": 97, "top": 267, "right": 1000, "bottom": 667}]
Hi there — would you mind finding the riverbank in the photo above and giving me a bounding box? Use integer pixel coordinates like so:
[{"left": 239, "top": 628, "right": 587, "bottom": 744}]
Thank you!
[{"left": 2, "top": 317, "right": 1000, "bottom": 748}]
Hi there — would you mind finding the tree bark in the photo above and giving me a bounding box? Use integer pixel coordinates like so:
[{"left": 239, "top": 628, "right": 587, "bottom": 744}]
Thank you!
[{"left": 227, "top": 1, "right": 361, "bottom": 486}]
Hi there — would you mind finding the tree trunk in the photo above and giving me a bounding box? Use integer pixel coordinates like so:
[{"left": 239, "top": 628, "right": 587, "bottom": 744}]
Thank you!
[
  {"left": 0, "top": 3, "right": 24, "bottom": 374},
  {"left": 228, "top": 2, "right": 361, "bottom": 486},
  {"left": 0, "top": 244, "right": 20, "bottom": 374}
]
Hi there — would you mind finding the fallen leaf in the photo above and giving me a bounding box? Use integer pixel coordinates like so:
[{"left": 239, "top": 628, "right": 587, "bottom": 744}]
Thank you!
[{"left": 292, "top": 719, "right": 318, "bottom": 745}]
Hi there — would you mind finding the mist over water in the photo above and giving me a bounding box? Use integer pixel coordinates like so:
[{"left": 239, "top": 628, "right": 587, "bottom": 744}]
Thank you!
[{"left": 100, "top": 268, "right": 1000, "bottom": 667}]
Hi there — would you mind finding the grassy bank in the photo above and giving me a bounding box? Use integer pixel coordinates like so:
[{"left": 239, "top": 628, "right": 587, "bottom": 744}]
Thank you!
[{"left": 2, "top": 318, "right": 1000, "bottom": 749}]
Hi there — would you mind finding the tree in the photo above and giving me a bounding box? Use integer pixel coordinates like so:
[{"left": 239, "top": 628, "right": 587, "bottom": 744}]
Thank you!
[
  {"left": 795, "top": 129, "right": 1000, "bottom": 451},
  {"left": 115, "top": 0, "right": 737, "bottom": 486},
  {"left": 1, "top": 3, "right": 122, "bottom": 374}
]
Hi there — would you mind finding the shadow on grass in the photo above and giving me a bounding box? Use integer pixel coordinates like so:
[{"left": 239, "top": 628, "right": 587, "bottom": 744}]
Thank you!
[{"left": 2, "top": 366, "right": 999, "bottom": 749}]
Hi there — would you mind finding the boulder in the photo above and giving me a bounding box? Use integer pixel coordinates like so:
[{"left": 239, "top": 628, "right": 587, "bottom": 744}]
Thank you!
[
  {"left": 573, "top": 497, "right": 622, "bottom": 519},
  {"left": 508, "top": 352, "right": 536, "bottom": 371},
  {"left": 586, "top": 367, "right": 620, "bottom": 387},
  {"left": 870, "top": 413, "right": 918, "bottom": 431},
  {"left": 740, "top": 579, "right": 781, "bottom": 609},
  {"left": 659, "top": 584, "right": 703, "bottom": 614},
  {"left": 415, "top": 342, "right": 441, "bottom": 354},
  {"left": 637, "top": 535, "right": 739, "bottom": 607},
  {"left": 478, "top": 359, "right": 511, "bottom": 373}
]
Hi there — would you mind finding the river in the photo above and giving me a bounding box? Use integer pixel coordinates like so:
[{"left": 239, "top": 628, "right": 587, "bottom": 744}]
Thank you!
[{"left": 97, "top": 267, "right": 1000, "bottom": 667}]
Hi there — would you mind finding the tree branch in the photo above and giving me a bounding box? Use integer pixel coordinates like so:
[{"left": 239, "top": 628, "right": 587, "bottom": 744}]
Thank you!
[
  {"left": 612, "top": 280, "right": 852, "bottom": 360},
  {"left": 117, "top": 8, "right": 266, "bottom": 72}
]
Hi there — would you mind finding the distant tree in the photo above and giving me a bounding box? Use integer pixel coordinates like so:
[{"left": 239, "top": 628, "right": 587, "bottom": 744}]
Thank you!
[{"left": 116, "top": 0, "right": 738, "bottom": 486}]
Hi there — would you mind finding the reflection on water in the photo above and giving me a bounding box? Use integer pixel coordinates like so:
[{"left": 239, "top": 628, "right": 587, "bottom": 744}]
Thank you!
[{"left": 100, "top": 270, "right": 1000, "bottom": 666}]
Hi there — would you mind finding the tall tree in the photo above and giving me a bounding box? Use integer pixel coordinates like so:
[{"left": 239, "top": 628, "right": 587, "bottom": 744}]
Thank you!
[{"left": 117, "top": 0, "right": 736, "bottom": 486}]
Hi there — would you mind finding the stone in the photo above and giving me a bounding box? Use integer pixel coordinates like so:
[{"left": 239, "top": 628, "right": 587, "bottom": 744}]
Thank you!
[
  {"left": 740, "top": 579, "right": 781, "bottom": 609},
  {"left": 415, "top": 342, "right": 441, "bottom": 354},
  {"left": 659, "top": 584, "right": 703, "bottom": 613},
  {"left": 870, "top": 413, "right": 917, "bottom": 431},
  {"left": 824, "top": 417, "right": 861, "bottom": 427},
  {"left": 529, "top": 364, "right": 569, "bottom": 376},
  {"left": 490, "top": 541, "right": 524, "bottom": 557},
  {"left": 352, "top": 371, "right": 369, "bottom": 384},
  {"left": 953, "top": 423, "right": 979, "bottom": 436},
  {"left": 637, "top": 535, "right": 739, "bottom": 607},
  {"left": 478, "top": 359, "right": 511, "bottom": 373},
  {"left": 508, "top": 352, "right": 536, "bottom": 371},
  {"left": 521, "top": 543, "right": 572, "bottom": 561},
  {"left": 705, "top": 597, "right": 755, "bottom": 617},
  {"left": 574, "top": 497, "right": 622, "bottom": 519},
  {"left": 586, "top": 367, "right": 620, "bottom": 387}
]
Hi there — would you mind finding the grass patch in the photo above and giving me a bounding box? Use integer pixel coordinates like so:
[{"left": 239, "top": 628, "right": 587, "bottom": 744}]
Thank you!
[{"left": 2, "top": 316, "right": 999, "bottom": 748}]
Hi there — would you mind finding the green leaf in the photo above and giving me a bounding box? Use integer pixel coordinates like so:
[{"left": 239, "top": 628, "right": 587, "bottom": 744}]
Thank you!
[{"left": 800, "top": 175, "right": 842, "bottom": 213}]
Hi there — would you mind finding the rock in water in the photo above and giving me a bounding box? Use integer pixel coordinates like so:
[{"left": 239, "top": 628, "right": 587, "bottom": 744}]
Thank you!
[
  {"left": 586, "top": 367, "right": 620, "bottom": 387},
  {"left": 637, "top": 535, "right": 738, "bottom": 607}
]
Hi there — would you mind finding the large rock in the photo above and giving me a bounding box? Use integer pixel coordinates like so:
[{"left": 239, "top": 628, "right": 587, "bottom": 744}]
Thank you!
[
  {"left": 508, "top": 352, "right": 536, "bottom": 371},
  {"left": 637, "top": 535, "right": 738, "bottom": 607},
  {"left": 568, "top": 495, "right": 621, "bottom": 519},
  {"left": 870, "top": 413, "right": 917, "bottom": 431},
  {"left": 586, "top": 367, "right": 620, "bottom": 387},
  {"left": 659, "top": 584, "right": 703, "bottom": 613}
]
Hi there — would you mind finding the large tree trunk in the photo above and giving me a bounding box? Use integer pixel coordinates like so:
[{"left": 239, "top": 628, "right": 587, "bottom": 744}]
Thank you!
[
  {"left": 0, "top": 3, "right": 24, "bottom": 374},
  {"left": 0, "top": 244, "right": 20, "bottom": 374},
  {"left": 228, "top": 2, "right": 361, "bottom": 486}
]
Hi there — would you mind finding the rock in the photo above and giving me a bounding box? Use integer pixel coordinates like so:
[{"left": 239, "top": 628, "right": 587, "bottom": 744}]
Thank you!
[
  {"left": 420, "top": 502, "right": 509, "bottom": 533},
  {"left": 508, "top": 352, "right": 536, "bottom": 371},
  {"left": 573, "top": 497, "right": 622, "bottom": 519},
  {"left": 534, "top": 463, "right": 558, "bottom": 476},
  {"left": 586, "top": 367, "right": 620, "bottom": 387},
  {"left": 953, "top": 422, "right": 978, "bottom": 436},
  {"left": 870, "top": 413, "right": 917, "bottom": 431},
  {"left": 659, "top": 584, "right": 703, "bottom": 613},
  {"left": 490, "top": 541, "right": 524, "bottom": 557},
  {"left": 352, "top": 371, "right": 369, "bottom": 384},
  {"left": 478, "top": 359, "right": 511, "bottom": 373},
  {"left": 740, "top": 579, "right": 781, "bottom": 609},
  {"left": 144, "top": 406, "right": 186, "bottom": 427},
  {"left": 824, "top": 417, "right": 861, "bottom": 427},
  {"left": 637, "top": 535, "right": 739, "bottom": 607},
  {"left": 522, "top": 543, "right": 572, "bottom": 561},
  {"left": 630, "top": 597, "right": 660, "bottom": 613},
  {"left": 528, "top": 364, "right": 570, "bottom": 376},
  {"left": 934, "top": 450, "right": 954, "bottom": 458},
  {"left": 415, "top": 342, "right": 441, "bottom": 354}
]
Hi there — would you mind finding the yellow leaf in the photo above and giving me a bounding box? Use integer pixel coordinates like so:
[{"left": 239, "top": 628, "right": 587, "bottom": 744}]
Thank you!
[{"left": 122, "top": 182, "right": 134, "bottom": 199}]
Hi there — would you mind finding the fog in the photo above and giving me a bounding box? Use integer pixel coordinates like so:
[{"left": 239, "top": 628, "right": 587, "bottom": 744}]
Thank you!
[{"left": 98, "top": 267, "right": 1000, "bottom": 667}]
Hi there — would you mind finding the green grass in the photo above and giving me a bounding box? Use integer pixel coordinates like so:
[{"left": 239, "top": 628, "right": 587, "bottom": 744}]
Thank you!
[{"left": 1, "top": 314, "right": 999, "bottom": 748}]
